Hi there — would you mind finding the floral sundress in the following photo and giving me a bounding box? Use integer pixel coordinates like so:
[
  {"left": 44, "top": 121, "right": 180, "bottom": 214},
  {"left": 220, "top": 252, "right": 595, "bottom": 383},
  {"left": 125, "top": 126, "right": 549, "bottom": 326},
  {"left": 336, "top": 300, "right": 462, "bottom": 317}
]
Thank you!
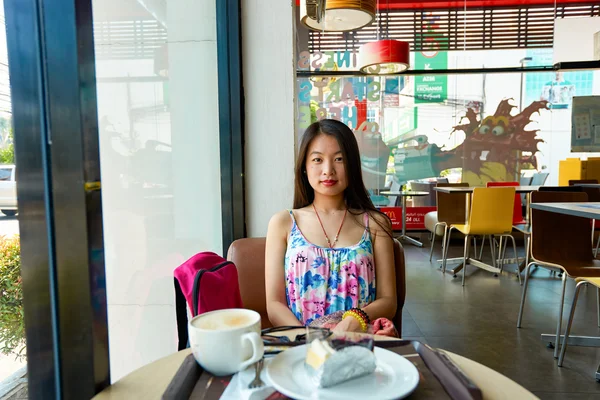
[{"left": 284, "top": 210, "right": 376, "bottom": 325}]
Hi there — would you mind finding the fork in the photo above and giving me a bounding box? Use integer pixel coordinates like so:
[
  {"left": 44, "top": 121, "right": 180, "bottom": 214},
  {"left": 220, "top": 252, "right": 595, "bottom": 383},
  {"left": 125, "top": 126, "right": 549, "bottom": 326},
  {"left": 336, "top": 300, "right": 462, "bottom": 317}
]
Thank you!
[{"left": 248, "top": 358, "right": 265, "bottom": 389}]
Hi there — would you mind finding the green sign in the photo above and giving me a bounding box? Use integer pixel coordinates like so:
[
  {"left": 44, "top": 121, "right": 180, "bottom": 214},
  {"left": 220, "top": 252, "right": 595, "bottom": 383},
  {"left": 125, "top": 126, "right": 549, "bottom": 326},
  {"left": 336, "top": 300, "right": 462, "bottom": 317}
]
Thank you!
[{"left": 414, "top": 51, "right": 447, "bottom": 104}]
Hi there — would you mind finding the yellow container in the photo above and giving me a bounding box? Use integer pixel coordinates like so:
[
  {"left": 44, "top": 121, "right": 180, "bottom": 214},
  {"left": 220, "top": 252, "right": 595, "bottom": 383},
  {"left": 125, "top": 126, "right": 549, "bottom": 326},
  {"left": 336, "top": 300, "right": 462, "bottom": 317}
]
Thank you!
[
  {"left": 558, "top": 158, "right": 585, "bottom": 186},
  {"left": 585, "top": 158, "right": 600, "bottom": 182}
]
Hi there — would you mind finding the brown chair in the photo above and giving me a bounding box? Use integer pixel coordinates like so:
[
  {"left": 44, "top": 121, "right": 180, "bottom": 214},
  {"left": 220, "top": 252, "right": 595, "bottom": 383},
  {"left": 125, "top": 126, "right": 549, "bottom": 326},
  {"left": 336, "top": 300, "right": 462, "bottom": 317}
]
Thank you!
[
  {"left": 227, "top": 237, "right": 407, "bottom": 335},
  {"left": 392, "top": 238, "right": 407, "bottom": 332},
  {"left": 227, "top": 237, "right": 271, "bottom": 329},
  {"left": 539, "top": 186, "right": 583, "bottom": 192},
  {"left": 426, "top": 182, "right": 470, "bottom": 261},
  {"left": 568, "top": 179, "right": 598, "bottom": 186},
  {"left": 516, "top": 190, "right": 600, "bottom": 358},
  {"left": 549, "top": 183, "right": 600, "bottom": 256}
]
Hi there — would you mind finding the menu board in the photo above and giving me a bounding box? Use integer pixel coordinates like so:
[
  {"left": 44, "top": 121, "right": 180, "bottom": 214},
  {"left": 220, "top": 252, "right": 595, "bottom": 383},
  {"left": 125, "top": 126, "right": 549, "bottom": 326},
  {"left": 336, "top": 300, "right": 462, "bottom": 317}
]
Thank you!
[{"left": 571, "top": 96, "right": 600, "bottom": 152}]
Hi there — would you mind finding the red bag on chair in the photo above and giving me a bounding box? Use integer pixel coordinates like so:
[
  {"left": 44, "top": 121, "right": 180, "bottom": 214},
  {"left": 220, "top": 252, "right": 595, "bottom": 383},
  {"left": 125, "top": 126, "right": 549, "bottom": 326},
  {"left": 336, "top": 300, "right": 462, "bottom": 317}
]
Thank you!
[{"left": 174, "top": 252, "right": 243, "bottom": 350}]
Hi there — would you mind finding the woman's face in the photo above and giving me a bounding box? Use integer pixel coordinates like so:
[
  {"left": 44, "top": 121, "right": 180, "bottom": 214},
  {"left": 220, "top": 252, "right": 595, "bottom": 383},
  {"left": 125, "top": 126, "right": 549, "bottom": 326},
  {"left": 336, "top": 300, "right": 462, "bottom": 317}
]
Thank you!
[{"left": 305, "top": 133, "right": 348, "bottom": 198}]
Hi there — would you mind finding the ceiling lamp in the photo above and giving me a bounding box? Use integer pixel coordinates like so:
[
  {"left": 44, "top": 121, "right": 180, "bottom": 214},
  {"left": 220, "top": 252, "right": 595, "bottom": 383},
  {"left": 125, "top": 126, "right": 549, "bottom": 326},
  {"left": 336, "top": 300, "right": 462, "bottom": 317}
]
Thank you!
[
  {"left": 300, "top": 0, "right": 376, "bottom": 32},
  {"left": 359, "top": 39, "right": 410, "bottom": 75}
]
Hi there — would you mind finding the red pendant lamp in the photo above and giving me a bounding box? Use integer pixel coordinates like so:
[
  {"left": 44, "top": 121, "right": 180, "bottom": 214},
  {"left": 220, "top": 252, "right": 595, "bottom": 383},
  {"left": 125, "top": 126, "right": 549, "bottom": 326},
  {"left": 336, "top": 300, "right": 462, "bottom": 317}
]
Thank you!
[
  {"left": 359, "top": 39, "right": 410, "bottom": 74},
  {"left": 358, "top": 0, "right": 410, "bottom": 74}
]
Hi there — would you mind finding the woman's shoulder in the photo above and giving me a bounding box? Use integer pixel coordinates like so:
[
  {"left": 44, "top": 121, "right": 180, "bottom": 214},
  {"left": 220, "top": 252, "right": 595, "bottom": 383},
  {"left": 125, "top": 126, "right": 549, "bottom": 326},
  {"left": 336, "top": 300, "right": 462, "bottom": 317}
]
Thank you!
[
  {"left": 269, "top": 209, "right": 292, "bottom": 226},
  {"left": 267, "top": 210, "right": 294, "bottom": 241}
]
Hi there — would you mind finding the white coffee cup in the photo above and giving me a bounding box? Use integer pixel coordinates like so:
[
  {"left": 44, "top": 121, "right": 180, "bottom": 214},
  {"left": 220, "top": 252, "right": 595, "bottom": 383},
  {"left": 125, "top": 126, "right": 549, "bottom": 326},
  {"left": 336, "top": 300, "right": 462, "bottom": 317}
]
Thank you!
[{"left": 188, "top": 308, "right": 264, "bottom": 376}]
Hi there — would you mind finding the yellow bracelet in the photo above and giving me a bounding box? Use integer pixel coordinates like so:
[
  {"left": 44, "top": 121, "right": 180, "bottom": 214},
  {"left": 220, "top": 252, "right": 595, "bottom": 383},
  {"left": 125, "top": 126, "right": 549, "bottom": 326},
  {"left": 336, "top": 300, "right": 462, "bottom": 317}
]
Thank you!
[{"left": 342, "top": 310, "right": 368, "bottom": 332}]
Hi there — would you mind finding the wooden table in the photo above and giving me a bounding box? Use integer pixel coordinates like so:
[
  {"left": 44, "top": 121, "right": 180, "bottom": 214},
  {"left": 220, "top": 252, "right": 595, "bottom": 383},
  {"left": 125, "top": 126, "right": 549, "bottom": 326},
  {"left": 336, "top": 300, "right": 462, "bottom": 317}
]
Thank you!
[
  {"left": 94, "top": 342, "right": 538, "bottom": 400},
  {"left": 573, "top": 183, "right": 600, "bottom": 188},
  {"left": 380, "top": 190, "right": 430, "bottom": 247},
  {"left": 530, "top": 202, "right": 600, "bottom": 381}
]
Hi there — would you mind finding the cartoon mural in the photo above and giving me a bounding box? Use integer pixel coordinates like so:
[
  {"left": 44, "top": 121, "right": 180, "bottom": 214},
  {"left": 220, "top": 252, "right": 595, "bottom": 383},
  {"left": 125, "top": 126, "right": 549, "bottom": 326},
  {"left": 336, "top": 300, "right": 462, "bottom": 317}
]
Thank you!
[
  {"left": 298, "top": 72, "right": 549, "bottom": 187},
  {"left": 393, "top": 99, "right": 548, "bottom": 185}
]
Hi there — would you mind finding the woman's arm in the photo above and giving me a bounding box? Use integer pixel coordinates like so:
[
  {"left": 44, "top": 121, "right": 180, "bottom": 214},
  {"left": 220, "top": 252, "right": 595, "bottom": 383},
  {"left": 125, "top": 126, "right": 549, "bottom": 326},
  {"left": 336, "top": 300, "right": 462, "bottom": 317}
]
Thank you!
[
  {"left": 265, "top": 210, "right": 303, "bottom": 327},
  {"left": 361, "top": 213, "right": 397, "bottom": 321}
]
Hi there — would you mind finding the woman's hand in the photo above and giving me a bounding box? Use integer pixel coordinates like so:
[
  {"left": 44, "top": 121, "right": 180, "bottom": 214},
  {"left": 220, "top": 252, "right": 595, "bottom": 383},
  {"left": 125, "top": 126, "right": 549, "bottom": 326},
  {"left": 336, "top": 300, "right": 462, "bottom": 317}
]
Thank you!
[{"left": 333, "top": 315, "right": 364, "bottom": 334}]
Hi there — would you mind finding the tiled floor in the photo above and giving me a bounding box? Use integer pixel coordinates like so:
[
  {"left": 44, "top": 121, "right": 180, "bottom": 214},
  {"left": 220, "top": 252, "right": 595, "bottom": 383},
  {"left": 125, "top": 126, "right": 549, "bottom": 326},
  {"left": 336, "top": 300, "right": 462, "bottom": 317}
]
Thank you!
[{"left": 402, "top": 234, "right": 600, "bottom": 400}]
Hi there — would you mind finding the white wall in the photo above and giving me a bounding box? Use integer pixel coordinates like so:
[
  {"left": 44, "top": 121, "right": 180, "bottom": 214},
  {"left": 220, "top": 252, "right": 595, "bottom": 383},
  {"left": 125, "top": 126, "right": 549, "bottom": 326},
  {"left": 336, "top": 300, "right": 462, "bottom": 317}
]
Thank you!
[
  {"left": 535, "top": 95, "right": 600, "bottom": 186},
  {"left": 242, "top": 0, "right": 296, "bottom": 237},
  {"left": 554, "top": 17, "right": 600, "bottom": 63},
  {"left": 94, "top": 0, "right": 222, "bottom": 381}
]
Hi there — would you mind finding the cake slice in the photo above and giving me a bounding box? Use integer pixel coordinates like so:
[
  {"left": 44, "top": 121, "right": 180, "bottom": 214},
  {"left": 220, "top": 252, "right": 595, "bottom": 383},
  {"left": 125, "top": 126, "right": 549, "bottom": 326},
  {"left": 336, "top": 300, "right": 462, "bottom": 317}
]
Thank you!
[
  {"left": 305, "top": 337, "right": 336, "bottom": 370},
  {"left": 305, "top": 337, "right": 377, "bottom": 388}
]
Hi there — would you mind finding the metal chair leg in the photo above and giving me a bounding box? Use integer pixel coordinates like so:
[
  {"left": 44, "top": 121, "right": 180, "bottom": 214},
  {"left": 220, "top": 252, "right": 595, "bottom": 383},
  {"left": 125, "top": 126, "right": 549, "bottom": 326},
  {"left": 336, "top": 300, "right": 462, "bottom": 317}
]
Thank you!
[
  {"left": 498, "top": 236, "right": 509, "bottom": 272},
  {"left": 478, "top": 235, "right": 486, "bottom": 260},
  {"left": 440, "top": 225, "right": 448, "bottom": 264},
  {"left": 597, "top": 286, "right": 600, "bottom": 328},
  {"left": 462, "top": 234, "right": 470, "bottom": 286},
  {"left": 554, "top": 272, "right": 568, "bottom": 359},
  {"left": 517, "top": 262, "right": 535, "bottom": 328},
  {"left": 490, "top": 235, "right": 495, "bottom": 257},
  {"left": 442, "top": 226, "right": 454, "bottom": 273},
  {"left": 524, "top": 234, "right": 530, "bottom": 283},
  {"left": 497, "top": 236, "right": 503, "bottom": 270},
  {"left": 429, "top": 222, "right": 443, "bottom": 261},
  {"left": 595, "top": 233, "right": 600, "bottom": 258},
  {"left": 507, "top": 235, "right": 521, "bottom": 285},
  {"left": 490, "top": 235, "right": 498, "bottom": 277},
  {"left": 558, "top": 281, "right": 588, "bottom": 367},
  {"left": 473, "top": 236, "right": 477, "bottom": 259}
]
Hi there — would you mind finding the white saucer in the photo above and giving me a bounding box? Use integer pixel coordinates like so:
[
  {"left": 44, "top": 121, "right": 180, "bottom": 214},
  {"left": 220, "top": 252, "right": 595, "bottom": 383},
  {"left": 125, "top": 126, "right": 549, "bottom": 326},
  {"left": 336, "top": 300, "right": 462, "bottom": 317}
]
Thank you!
[{"left": 266, "top": 344, "right": 420, "bottom": 400}]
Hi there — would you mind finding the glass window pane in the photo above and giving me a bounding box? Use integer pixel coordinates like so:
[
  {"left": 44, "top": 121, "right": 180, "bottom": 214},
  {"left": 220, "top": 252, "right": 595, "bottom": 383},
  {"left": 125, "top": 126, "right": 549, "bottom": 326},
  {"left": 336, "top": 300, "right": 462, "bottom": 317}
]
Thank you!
[{"left": 93, "top": 0, "right": 222, "bottom": 381}]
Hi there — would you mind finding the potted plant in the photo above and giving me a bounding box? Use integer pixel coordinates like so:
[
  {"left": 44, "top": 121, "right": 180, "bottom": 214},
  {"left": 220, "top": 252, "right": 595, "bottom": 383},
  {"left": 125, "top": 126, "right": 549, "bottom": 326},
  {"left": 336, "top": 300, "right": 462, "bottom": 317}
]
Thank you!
[{"left": 0, "top": 235, "right": 25, "bottom": 359}]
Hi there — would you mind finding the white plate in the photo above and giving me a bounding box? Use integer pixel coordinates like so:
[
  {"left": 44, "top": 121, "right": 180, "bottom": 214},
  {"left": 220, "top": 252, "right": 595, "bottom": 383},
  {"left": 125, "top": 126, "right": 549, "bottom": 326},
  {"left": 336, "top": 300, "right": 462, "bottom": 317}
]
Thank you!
[{"left": 266, "top": 344, "right": 420, "bottom": 400}]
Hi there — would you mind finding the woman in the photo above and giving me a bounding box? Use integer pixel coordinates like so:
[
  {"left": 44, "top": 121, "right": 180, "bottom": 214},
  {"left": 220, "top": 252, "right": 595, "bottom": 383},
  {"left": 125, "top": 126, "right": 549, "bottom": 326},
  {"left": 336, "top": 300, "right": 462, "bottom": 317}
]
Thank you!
[{"left": 265, "top": 119, "right": 397, "bottom": 333}]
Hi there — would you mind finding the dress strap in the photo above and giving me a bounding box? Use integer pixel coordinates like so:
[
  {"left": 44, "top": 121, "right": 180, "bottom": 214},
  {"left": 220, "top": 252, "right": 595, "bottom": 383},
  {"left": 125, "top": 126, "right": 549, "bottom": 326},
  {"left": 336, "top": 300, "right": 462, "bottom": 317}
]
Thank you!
[
  {"left": 288, "top": 209, "right": 297, "bottom": 225},
  {"left": 363, "top": 212, "right": 370, "bottom": 228}
]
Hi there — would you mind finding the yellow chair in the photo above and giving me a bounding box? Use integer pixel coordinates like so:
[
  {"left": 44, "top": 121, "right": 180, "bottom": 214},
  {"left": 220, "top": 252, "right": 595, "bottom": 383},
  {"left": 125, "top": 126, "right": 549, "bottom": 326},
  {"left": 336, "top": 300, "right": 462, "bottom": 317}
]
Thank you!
[{"left": 444, "top": 187, "right": 517, "bottom": 286}]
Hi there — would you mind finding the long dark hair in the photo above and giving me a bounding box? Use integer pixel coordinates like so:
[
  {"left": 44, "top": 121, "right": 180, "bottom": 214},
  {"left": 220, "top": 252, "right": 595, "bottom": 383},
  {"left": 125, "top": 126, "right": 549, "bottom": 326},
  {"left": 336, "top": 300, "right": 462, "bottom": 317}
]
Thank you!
[{"left": 293, "top": 119, "right": 392, "bottom": 236}]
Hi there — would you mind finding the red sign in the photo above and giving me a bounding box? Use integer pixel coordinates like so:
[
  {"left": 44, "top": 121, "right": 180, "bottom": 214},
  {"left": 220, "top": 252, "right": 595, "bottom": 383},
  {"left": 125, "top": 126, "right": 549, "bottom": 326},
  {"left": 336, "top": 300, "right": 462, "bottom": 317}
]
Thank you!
[{"left": 379, "top": 206, "right": 437, "bottom": 230}]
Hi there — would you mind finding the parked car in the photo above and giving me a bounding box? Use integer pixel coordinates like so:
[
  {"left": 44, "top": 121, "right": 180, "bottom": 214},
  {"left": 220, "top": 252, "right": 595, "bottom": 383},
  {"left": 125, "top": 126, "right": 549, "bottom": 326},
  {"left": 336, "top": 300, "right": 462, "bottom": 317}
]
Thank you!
[{"left": 0, "top": 164, "right": 17, "bottom": 216}]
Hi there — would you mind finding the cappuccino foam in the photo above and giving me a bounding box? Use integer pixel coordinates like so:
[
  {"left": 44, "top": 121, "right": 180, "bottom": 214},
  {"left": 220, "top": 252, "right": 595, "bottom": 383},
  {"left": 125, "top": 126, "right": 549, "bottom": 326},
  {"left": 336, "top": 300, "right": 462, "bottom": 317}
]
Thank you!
[{"left": 193, "top": 312, "right": 254, "bottom": 330}]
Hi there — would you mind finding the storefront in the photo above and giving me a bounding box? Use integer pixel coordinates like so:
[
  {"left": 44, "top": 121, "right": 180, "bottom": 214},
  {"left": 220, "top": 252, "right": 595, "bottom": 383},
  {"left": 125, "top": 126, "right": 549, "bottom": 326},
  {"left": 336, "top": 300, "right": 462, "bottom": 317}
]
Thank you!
[{"left": 293, "top": 0, "right": 600, "bottom": 230}]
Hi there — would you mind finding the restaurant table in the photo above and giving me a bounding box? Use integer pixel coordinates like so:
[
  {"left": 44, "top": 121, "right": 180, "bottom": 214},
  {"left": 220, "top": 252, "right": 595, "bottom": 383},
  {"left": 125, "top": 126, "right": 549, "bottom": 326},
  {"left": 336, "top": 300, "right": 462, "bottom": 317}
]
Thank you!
[
  {"left": 530, "top": 202, "right": 600, "bottom": 381},
  {"left": 530, "top": 202, "right": 600, "bottom": 218},
  {"left": 433, "top": 186, "right": 539, "bottom": 277},
  {"left": 433, "top": 186, "right": 540, "bottom": 195},
  {"left": 93, "top": 332, "right": 538, "bottom": 400},
  {"left": 380, "top": 190, "right": 430, "bottom": 247}
]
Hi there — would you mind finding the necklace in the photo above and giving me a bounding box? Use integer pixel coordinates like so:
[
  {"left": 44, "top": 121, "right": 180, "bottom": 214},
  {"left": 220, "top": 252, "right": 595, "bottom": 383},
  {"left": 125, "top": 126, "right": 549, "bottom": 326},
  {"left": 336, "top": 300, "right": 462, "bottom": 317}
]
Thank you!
[{"left": 312, "top": 204, "right": 348, "bottom": 248}]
